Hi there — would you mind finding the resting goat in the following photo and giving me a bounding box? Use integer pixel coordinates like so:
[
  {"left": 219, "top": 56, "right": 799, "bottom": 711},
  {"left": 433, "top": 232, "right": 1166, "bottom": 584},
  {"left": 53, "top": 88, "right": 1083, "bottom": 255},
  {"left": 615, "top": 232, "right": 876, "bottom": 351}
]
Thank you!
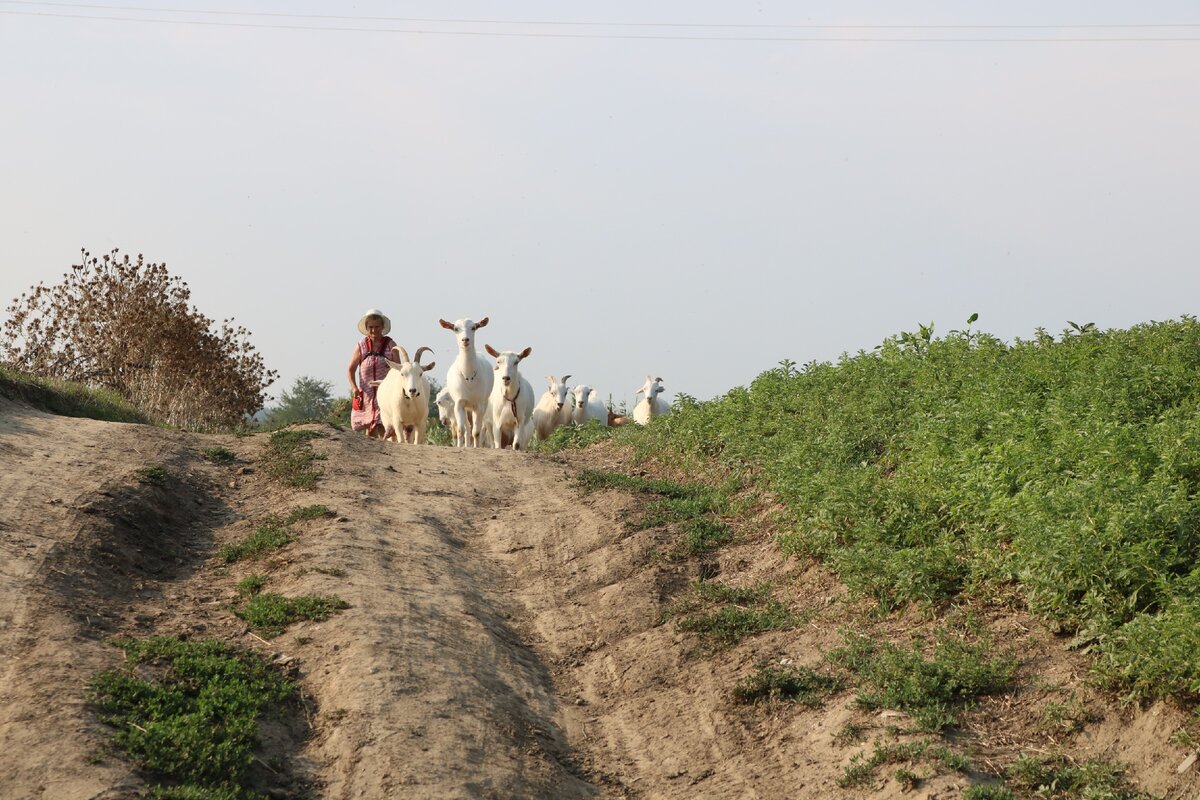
[
  {"left": 632, "top": 375, "right": 669, "bottom": 426},
  {"left": 484, "top": 345, "right": 534, "bottom": 450},
  {"left": 532, "top": 374, "right": 572, "bottom": 442},
  {"left": 373, "top": 346, "right": 436, "bottom": 443},
  {"left": 571, "top": 384, "right": 609, "bottom": 427},
  {"left": 438, "top": 316, "right": 494, "bottom": 447}
]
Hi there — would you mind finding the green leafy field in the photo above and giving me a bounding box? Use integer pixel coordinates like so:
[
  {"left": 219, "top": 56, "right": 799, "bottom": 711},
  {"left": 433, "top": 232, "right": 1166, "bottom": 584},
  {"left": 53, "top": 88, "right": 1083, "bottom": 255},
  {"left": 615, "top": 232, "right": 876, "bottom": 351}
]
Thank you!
[{"left": 625, "top": 317, "right": 1200, "bottom": 703}]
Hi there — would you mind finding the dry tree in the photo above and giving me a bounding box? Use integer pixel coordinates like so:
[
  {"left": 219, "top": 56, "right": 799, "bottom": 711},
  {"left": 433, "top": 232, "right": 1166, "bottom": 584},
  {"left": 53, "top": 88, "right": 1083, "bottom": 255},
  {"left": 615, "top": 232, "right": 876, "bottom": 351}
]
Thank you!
[{"left": 1, "top": 248, "right": 277, "bottom": 430}]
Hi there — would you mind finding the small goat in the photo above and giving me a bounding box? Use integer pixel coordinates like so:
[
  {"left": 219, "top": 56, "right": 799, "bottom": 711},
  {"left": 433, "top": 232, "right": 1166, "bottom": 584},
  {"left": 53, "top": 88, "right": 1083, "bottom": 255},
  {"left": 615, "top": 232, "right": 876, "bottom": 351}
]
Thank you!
[
  {"left": 532, "top": 374, "right": 572, "bottom": 442},
  {"left": 435, "top": 387, "right": 458, "bottom": 443},
  {"left": 484, "top": 345, "right": 535, "bottom": 450},
  {"left": 374, "top": 346, "right": 436, "bottom": 443},
  {"left": 632, "top": 375, "right": 669, "bottom": 426},
  {"left": 438, "top": 316, "right": 494, "bottom": 447},
  {"left": 571, "top": 384, "right": 609, "bottom": 427}
]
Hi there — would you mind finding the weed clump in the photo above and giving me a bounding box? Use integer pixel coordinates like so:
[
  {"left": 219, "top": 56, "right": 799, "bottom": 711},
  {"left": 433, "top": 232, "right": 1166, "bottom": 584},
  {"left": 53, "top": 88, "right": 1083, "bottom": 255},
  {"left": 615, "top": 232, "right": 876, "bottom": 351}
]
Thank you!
[
  {"left": 201, "top": 446, "right": 237, "bottom": 464},
  {"left": 1003, "top": 753, "right": 1156, "bottom": 799},
  {"left": 732, "top": 661, "right": 842, "bottom": 706},
  {"left": 218, "top": 506, "right": 332, "bottom": 564},
  {"left": 88, "top": 636, "right": 296, "bottom": 799},
  {"left": 664, "top": 580, "right": 798, "bottom": 647},
  {"left": 235, "top": 592, "right": 349, "bottom": 638},
  {"left": 575, "top": 469, "right": 733, "bottom": 557},
  {"left": 261, "top": 429, "right": 325, "bottom": 489},
  {"left": 830, "top": 628, "right": 1017, "bottom": 732}
]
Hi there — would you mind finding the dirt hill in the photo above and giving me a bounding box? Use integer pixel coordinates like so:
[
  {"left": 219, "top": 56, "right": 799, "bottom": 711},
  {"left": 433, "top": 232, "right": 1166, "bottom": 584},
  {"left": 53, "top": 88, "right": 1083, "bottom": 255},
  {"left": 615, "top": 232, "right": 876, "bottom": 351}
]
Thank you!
[{"left": 1, "top": 397, "right": 1198, "bottom": 799}]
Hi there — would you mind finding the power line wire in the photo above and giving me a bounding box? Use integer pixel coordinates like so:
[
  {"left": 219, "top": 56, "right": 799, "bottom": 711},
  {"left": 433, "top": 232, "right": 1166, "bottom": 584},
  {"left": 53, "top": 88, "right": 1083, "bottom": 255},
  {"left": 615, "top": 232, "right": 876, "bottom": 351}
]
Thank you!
[
  {"left": 3, "top": 8, "right": 1200, "bottom": 41},
  {"left": 2, "top": 0, "right": 1200, "bottom": 30}
]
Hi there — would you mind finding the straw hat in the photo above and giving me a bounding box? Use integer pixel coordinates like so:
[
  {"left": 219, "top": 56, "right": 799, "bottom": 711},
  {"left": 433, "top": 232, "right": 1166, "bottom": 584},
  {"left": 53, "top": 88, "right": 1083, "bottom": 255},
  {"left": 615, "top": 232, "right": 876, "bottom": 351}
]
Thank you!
[{"left": 357, "top": 308, "right": 391, "bottom": 336}]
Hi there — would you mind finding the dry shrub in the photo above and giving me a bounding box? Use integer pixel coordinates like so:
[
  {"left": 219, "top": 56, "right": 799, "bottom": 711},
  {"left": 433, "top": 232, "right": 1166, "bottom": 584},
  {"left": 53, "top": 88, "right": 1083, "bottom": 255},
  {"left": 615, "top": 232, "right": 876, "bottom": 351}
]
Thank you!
[{"left": 1, "top": 248, "right": 277, "bottom": 430}]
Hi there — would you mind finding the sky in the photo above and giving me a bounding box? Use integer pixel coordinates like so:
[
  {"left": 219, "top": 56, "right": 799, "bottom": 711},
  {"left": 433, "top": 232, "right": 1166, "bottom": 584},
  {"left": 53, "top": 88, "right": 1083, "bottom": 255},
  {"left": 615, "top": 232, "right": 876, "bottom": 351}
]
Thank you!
[{"left": 3, "top": 1, "right": 1199, "bottom": 412}]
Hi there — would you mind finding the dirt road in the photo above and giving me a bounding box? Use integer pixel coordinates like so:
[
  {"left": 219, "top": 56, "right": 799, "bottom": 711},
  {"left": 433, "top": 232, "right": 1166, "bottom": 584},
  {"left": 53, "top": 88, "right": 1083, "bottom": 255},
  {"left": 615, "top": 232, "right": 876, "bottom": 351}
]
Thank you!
[{"left": 2, "top": 398, "right": 1198, "bottom": 800}]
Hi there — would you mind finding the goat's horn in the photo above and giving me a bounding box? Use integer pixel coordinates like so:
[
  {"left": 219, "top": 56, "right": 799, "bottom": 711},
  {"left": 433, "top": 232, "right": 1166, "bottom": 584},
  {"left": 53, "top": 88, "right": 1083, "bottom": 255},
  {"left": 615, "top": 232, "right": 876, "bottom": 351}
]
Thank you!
[
  {"left": 655, "top": 376, "right": 663, "bottom": 383},
  {"left": 414, "top": 346, "right": 433, "bottom": 365},
  {"left": 561, "top": 374, "right": 571, "bottom": 384},
  {"left": 394, "top": 345, "right": 411, "bottom": 363}
]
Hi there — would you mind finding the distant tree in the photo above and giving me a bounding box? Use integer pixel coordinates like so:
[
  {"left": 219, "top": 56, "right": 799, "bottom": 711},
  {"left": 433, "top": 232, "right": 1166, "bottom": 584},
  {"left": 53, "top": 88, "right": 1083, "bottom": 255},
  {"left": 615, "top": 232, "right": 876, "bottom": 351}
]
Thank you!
[
  {"left": 0, "top": 248, "right": 276, "bottom": 430},
  {"left": 261, "top": 376, "right": 334, "bottom": 428}
]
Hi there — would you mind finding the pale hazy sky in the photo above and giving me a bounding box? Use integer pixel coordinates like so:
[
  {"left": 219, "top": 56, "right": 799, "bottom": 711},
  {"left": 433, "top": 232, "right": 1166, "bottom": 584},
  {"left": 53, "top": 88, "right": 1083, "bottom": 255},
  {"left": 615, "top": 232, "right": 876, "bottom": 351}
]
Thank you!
[{"left": 3, "top": 1, "right": 1199, "bottom": 411}]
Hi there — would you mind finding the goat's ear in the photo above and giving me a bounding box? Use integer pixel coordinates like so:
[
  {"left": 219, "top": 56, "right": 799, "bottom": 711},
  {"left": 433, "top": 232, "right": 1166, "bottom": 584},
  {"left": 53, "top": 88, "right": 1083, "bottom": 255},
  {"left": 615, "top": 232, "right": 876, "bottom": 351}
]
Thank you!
[
  {"left": 484, "top": 344, "right": 500, "bottom": 358},
  {"left": 476, "top": 316, "right": 489, "bottom": 329},
  {"left": 518, "top": 347, "right": 532, "bottom": 359},
  {"left": 421, "top": 361, "right": 436, "bottom": 373},
  {"left": 439, "top": 319, "right": 455, "bottom": 330}
]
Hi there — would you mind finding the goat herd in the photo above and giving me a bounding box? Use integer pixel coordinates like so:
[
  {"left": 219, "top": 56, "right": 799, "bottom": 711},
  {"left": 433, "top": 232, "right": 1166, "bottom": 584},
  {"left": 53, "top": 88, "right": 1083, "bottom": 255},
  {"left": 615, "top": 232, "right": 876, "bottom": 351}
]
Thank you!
[{"left": 371, "top": 316, "right": 669, "bottom": 448}]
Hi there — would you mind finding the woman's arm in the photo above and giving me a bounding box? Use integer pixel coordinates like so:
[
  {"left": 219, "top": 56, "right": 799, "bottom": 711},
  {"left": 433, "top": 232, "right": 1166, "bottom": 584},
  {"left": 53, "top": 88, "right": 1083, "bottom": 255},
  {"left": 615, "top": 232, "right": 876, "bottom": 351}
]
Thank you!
[{"left": 347, "top": 346, "right": 364, "bottom": 395}]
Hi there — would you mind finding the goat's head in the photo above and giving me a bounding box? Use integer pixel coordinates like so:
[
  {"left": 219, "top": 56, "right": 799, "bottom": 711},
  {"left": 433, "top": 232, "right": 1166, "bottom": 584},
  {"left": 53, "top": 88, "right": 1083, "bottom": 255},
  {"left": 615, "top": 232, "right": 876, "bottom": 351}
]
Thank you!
[
  {"left": 435, "top": 387, "right": 454, "bottom": 426},
  {"left": 439, "top": 316, "right": 489, "bottom": 352},
  {"left": 485, "top": 345, "right": 531, "bottom": 390},
  {"left": 636, "top": 375, "right": 664, "bottom": 400},
  {"left": 573, "top": 384, "right": 593, "bottom": 407},
  {"left": 546, "top": 374, "right": 572, "bottom": 410},
  {"left": 385, "top": 345, "right": 435, "bottom": 399}
]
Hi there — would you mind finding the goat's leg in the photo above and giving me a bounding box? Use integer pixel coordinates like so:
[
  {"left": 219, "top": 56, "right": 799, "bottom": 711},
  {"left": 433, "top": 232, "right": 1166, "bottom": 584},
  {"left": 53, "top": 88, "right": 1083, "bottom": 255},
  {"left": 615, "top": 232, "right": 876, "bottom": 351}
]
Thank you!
[{"left": 454, "top": 403, "right": 469, "bottom": 447}]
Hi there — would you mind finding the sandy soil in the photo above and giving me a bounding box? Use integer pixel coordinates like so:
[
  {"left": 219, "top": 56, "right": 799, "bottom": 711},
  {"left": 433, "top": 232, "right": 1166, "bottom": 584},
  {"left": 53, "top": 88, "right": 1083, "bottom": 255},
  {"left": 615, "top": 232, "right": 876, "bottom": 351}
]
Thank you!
[{"left": 1, "top": 397, "right": 1198, "bottom": 799}]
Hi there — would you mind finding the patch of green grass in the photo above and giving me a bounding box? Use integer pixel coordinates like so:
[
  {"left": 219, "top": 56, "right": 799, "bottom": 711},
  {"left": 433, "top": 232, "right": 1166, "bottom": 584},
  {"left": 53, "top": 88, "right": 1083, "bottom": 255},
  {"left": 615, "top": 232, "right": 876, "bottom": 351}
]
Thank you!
[
  {"left": 136, "top": 465, "right": 172, "bottom": 486},
  {"left": 217, "top": 506, "right": 334, "bottom": 565},
  {"left": 829, "top": 627, "right": 1017, "bottom": 732},
  {"left": 261, "top": 429, "right": 325, "bottom": 489},
  {"left": 576, "top": 469, "right": 733, "bottom": 557},
  {"left": 201, "top": 446, "right": 237, "bottom": 464},
  {"left": 218, "top": 519, "right": 293, "bottom": 564},
  {"left": 88, "top": 636, "right": 295, "bottom": 799},
  {"left": 532, "top": 419, "right": 622, "bottom": 452},
  {"left": 963, "top": 786, "right": 1016, "bottom": 800},
  {"left": 235, "top": 592, "right": 349, "bottom": 638},
  {"left": 1036, "top": 692, "right": 1097, "bottom": 736},
  {"left": 664, "top": 580, "right": 798, "bottom": 647},
  {"left": 834, "top": 722, "right": 868, "bottom": 747},
  {"left": 296, "top": 566, "right": 347, "bottom": 578},
  {"left": 236, "top": 575, "right": 268, "bottom": 597},
  {"left": 732, "top": 661, "right": 842, "bottom": 706},
  {"left": 284, "top": 504, "right": 332, "bottom": 523},
  {"left": 1005, "top": 753, "right": 1158, "bottom": 799},
  {"left": 837, "top": 737, "right": 971, "bottom": 790},
  {"left": 0, "top": 365, "right": 152, "bottom": 424}
]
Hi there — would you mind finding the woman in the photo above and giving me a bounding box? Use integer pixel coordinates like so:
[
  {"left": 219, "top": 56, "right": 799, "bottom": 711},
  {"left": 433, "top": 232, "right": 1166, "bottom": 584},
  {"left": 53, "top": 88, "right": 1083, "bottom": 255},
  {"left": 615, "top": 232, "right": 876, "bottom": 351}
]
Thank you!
[{"left": 347, "top": 308, "right": 399, "bottom": 438}]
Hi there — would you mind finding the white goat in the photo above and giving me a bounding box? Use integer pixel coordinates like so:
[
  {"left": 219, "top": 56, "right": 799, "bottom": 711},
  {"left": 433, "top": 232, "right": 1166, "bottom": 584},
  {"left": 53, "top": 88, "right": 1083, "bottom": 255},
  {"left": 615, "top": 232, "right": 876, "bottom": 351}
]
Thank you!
[
  {"left": 532, "top": 374, "right": 572, "bottom": 442},
  {"left": 435, "top": 387, "right": 458, "bottom": 443},
  {"left": 633, "top": 375, "right": 670, "bottom": 426},
  {"left": 438, "top": 316, "right": 494, "bottom": 447},
  {"left": 571, "top": 384, "right": 609, "bottom": 427},
  {"left": 373, "top": 346, "right": 436, "bottom": 443},
  {"left": 484, "top": 345, "right": 535, "bottom": 450}
]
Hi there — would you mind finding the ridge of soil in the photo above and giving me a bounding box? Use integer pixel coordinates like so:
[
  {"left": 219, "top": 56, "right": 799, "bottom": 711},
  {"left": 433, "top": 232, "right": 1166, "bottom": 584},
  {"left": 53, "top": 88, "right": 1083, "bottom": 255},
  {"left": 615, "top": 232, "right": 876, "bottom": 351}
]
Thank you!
[{"left": 1, "top": 397, "right": 1197, "bottom": 799}]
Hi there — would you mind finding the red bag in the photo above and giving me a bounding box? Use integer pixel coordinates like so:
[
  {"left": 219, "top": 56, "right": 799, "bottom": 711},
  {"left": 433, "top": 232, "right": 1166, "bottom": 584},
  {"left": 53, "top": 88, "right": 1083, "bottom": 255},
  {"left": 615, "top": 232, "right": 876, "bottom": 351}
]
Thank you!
[{"left": 352, "top": 394, "right": 364, "bottom": 412}]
